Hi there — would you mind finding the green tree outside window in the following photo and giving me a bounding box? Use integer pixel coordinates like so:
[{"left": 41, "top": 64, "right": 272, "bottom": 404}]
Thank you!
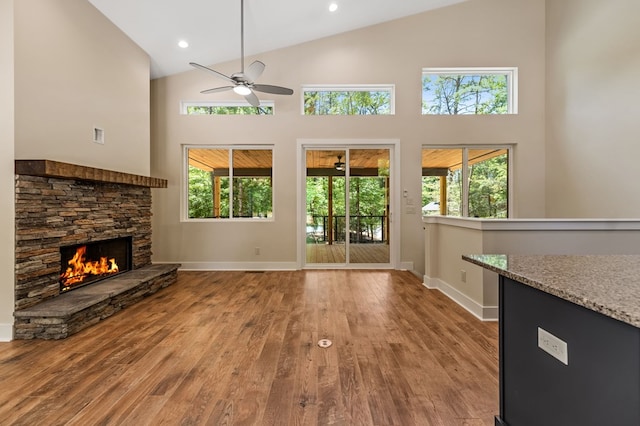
[
  {"left": 422, "top": 71, "right": 512, "bottom": 115},
  {"left": 303, "top": 89, "right": 392, "bottom": 115}
]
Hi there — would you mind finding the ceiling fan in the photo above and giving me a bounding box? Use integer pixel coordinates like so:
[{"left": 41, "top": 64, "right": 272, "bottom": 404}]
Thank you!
[{"left": 189, "top": 0, "right": 294, "bottom": 107}]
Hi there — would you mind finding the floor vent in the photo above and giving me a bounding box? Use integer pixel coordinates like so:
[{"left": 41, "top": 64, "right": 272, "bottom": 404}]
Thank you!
[{"left": 318, "top": 339, "right": 332, "bottom": 348}]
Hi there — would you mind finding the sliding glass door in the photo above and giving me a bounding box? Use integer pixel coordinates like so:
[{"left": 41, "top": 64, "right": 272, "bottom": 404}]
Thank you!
[{"left": 305, "top": 147, "right": 390, "bottom": 266}]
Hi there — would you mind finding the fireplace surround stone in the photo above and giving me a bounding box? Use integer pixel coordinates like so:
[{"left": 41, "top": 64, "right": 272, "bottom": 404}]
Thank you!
[{"left": 14, "top": 160, "right": 178, "bottom": 339}]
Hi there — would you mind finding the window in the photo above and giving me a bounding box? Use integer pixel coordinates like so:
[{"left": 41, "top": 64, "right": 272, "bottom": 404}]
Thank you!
[
  {"left": 185, "top": 146, "right": 273, "bottom": 220},
  {"left": 422, "top": 68, "right": 517, "bottom": 115},
  {"left": 302, "top": 85, "right": 395, "bottom": 115},
  {"left": 421, "top": 146, "right": 511, "bottom": 218},
  {"left": 181, "top": 101, "right": 274, "bottom": 115}
]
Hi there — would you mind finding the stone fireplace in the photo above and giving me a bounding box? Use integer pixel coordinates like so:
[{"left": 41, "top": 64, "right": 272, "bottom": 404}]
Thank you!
[{"left": 13, "top": 160, "right": 179, "bottom": 339}]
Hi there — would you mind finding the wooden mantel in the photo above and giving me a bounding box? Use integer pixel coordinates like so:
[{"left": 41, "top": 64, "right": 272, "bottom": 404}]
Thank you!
[{"left": 15, "top": 160, "right": 167, "bottom": 188}]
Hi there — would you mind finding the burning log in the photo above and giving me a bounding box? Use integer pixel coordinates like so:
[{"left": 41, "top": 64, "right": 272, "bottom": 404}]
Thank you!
[{"left": 60, "top": 245, "right": 119, "bottom": 290}]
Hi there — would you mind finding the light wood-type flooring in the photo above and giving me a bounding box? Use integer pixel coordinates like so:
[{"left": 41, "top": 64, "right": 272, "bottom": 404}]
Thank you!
[
  {"left": 305, "top": 244, "right": 390, "bottom": 264},
  {"left": 0, "top": 270, "right": 498, "bottom": 425}
]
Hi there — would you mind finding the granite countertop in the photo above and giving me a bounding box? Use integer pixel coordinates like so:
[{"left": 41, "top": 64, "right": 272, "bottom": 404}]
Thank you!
[{"left": 463, "top": 254, "right": 640, "bottom": 329}]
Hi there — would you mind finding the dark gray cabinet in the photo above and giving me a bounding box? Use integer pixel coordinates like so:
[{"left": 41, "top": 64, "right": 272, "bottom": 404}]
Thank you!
[{"left": 496, "top": 276, "right": 640, "bottom": 426}]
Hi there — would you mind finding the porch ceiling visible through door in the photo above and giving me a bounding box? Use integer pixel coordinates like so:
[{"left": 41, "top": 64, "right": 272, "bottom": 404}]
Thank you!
[{"left": 305, "top": 149, "right": 389, "bottom": 169}]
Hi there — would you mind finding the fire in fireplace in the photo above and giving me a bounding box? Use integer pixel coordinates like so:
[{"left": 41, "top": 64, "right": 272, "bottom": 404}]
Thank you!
[{"left": 60, "top": 237, "right": 132, "bottom": 292}]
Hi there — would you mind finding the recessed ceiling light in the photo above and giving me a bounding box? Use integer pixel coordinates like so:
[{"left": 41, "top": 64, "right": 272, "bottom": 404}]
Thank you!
[
  {"left": 178, "top": 40, "right": 189, "bottom": 49},
  {"left": 329, "top": 3, "right": 338, "bottom": 12}
]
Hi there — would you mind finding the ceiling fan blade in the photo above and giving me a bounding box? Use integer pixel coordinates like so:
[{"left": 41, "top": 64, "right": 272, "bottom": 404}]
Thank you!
[
  {"left": 245, "top": 61, "right": 265, "bottom": 82},
  {"left": 201, "top": 86, "right": 235, "bottom": 94},
  {"left": 252, "top": 84, "right": 294, "bottom": 95},
  {"left": 189, "top": 62, "right": 234, "bottom": 84},
  {"left": 244, "top": 91, "right": 260, "bottom": 107}
]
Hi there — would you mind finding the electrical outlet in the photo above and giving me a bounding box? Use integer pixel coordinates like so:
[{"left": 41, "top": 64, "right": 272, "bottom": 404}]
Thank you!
[
  {"left": 254, "top": 247, "right": 260, "bottom": 255},
  {"left": 460, "top": 270, "right": 466, "bottom": 282},
  {"left": 538, "top": 327, "right": 568, "bottom": 365}
]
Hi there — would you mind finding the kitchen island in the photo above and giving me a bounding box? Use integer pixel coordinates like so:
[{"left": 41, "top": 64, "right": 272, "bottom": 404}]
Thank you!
[{"left": 463, "top": 254, "right": 640, "bottom": 426}]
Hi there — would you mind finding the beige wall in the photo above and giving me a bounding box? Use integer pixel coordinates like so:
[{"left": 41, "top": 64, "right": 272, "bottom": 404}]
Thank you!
[
  {"left": 0, "top": 0, "right": 16, "bottom": 340},
  {"left": 151, "top": 0, "right": 546, "bottom": 272},
  {"left": 435, "top": 225, "right": 484, "bottom": 302},
  {"left": 546, "top": 0, "right": 640, "bottom": 217},
  {"left": 14, "top": 0, "right": 151, "bottom": 176}
]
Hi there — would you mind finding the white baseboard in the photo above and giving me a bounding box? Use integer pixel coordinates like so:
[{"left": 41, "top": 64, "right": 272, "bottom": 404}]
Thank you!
[
  {"left": 157, "top": 261, "right": 298, "bottom": 271},
  {"left": 400, "top": 261, "right": 414, "bottom": 271},
  {"left": 422, "top": 276, "right": 498, "bottom": 321},
  {"left": 423, "top": 275, "right": 439, "bottom": 289},
  {"left": 159, "top": 261, "right": 414, "bottom": 274},
  {"left": 0, "top": 323, "right": 13, "bottom": 341}
]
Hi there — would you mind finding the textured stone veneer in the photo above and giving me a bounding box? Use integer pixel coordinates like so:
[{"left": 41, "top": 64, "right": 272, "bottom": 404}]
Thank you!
[{"left": 15, "top": 175, "right": 153, "bottom": 310}]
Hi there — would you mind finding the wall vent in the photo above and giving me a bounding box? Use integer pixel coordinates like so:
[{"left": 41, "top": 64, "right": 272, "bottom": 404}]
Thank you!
[{"left": 93, "top": 127, "right": 104, "bottom": 144}]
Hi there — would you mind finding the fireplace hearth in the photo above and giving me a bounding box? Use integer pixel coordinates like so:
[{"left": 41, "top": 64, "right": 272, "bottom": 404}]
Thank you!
[{"left": 60, "top": 237, "right": 132, "bottom": 292}]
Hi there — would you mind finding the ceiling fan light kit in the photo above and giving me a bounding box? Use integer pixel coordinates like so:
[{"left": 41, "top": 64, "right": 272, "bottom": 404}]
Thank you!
[
  {"left": 189, "top": 0, "right": 294, "bottom": 107},
  {"left": 233, "top": 85, "right": 252, "bottom": 96}
]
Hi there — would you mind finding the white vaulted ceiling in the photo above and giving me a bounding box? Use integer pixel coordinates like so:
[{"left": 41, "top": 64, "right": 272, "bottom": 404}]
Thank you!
[{"left": 88, "top": 0, "right": 467, "bottom": 79}]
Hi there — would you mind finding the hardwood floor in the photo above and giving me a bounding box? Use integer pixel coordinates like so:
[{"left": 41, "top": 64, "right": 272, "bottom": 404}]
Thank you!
[{"left": 0, "top": 270, "right": 498, "bottom": 425}]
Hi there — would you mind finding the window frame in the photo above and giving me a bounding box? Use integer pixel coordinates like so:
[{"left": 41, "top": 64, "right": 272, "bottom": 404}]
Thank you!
[
  {"left": 421, "top": 144, "right": 514, "bottom": 218},
  {"left": 180, "top": 100, "right": 275, "bottom": 115},
  {"left": 421, "top": 67, "right": 518, "bottom": 115},
  {"left": 182, "top": 144, "right": 275, "bottom": 222},
  {"left": 301, "top": 84, "right": 396, "bottom": 115}
]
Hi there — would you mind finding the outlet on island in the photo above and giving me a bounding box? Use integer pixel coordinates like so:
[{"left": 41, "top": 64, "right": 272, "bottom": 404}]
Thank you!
[{"left": 538, "top": 327, "right": 568, "bottom": 365}]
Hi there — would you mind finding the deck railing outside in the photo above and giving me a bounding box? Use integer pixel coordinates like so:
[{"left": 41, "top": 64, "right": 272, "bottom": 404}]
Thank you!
[{"left": 307, "top": 215, "right": 387, "bottom": 244}]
